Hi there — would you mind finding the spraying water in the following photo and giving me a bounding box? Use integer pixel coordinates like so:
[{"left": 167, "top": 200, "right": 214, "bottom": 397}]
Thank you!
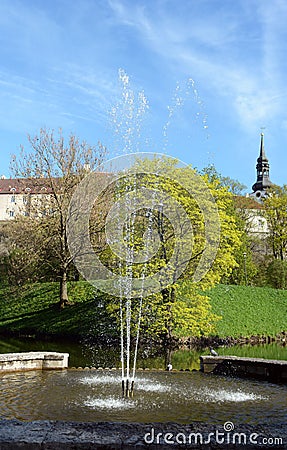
[
  {"left": 108, "top": 69, "right": 210, "bottom": 397},
  {"left": 110, "top": 70, "right": 151, "bottom": 396}
]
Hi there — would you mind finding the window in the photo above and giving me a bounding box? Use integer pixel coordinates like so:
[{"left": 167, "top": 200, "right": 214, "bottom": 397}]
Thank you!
[
  {"left": 11, "top": 195, "right": 16, "bottom": 203},
  {"left": 9, "top": 211, "right": 14, "bottom": 217}
]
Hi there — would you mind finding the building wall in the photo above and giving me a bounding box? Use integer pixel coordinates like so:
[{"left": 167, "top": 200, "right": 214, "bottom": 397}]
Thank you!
[
  {"left": 245, "top": 209, "right": 269, "bottom": 235},
  {"left": 0, "top": 178, "right": 53, "bottom": 221},
  {"left": 0, "top": 193, "right": 27, "bottom": 221},
  {"left": 0, "top": 193, "right": 55, "bottom": 221}
]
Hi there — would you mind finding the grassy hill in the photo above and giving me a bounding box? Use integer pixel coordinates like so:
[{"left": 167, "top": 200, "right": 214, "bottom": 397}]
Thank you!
[
  {"left": 209, "top": 284, "right": 287, "bottom": 337},
  {"left": 0, "top": 282, "right": 116, "bottom": 341},
  {"left": 0, "top": 282, "right": 286, "bottom": 340}
]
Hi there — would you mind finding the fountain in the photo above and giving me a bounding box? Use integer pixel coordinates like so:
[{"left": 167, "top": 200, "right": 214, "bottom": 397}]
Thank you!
[
  {"left": 1, "top": 71, "right": 287, "bottom": 447},
  {"left": 66, "top": 70, "right": 220, "bottom": 399}
]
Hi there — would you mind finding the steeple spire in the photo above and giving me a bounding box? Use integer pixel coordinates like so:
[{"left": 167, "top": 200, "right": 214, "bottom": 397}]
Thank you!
[
  {"left": 251, "top": 133, "right": 272, "bottom": 201},
  {"left": 259, "top": 132, "right": 266, "bottom": 160}
]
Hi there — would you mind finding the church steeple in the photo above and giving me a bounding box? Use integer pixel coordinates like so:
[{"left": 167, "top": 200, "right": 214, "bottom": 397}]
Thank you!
[
  {"left": 251, "top": 133, "right": 272, "bottom": 201},
  {"left": 259, "top": 132, "right": 266, "bottom": 159}
]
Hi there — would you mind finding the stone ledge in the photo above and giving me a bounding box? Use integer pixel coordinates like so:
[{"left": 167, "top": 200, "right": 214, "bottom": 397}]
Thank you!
[
  {"left": 0, "top": 420, "right": 285, "bottom": 449},
  {"left": 200, "top": 355, "right": 287, "bottom": 383},
  {"left": 0, "top": 352, "right": 69, "bottom": 373}
]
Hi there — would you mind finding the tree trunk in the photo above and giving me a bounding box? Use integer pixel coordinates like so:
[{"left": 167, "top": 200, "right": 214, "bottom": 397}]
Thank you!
[
  {"left": 165, "top": 347, "right": 172, "bottom": 367},
  {"left": 59, "top": 269, "right": 69, "bottom": 308},
  {"left": 162, "top": 286, "right": 175, "bottom": 346}
]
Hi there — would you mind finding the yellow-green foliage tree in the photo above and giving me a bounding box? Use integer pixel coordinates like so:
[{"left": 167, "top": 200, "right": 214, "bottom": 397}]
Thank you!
[
  {"left": 263, "top": 185, "right": 287, "bottom": 260},
  {"left": 103, "top": 156, "right": 242, "bottom": 343},
  {"left": 263, "top": 185, "right": 287, "bottom": 288},
  {"left": 202, "top": 164, "right": 258, "bottom": 286}
]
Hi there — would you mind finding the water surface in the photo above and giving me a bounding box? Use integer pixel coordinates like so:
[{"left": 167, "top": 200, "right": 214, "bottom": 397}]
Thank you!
[{"left": 0, "top": 369, "right": 286, "bottom": 424}]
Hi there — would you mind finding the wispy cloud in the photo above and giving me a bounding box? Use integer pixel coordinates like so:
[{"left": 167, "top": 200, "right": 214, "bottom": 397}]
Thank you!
[
  {"left": 107, "top": 0, "right": 287, "bottom": 132},
  {"left": 0, "top": 0, "right": 287, "bottom": 185}
]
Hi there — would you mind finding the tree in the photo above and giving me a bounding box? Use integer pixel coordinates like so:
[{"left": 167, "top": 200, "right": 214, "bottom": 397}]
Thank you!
[
  {"left": 9, "top": 128, "right": 107, "bottom": 307},
  {"left": 102, "top": 156, "right": 242, "bottom": 344},
  {"left": 202, "top": 164, "right": 259, "bottom": 286},
  {"left": 263, "top": 185, "right": 287, "bottom": 260},
  {"left": 266, "top": 259, "right": 287, "bottom": 289},
  {"left": 0, "top": 219, "right": 48, "bottom": 285},
  {"left": 201, "top": 164, "right": 247, "bottom": 195}
]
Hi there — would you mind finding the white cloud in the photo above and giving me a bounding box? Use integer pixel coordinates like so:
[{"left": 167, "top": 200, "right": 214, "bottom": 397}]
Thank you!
[
  {"left": 107, "top": 0, "right": 287, "bottom": 132},
  {"left": 1, "top": 0, "right": 287, "bottom": 178}
]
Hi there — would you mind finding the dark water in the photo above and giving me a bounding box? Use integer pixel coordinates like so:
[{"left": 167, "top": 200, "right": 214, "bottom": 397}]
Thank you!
[
  {"left": 0, "top": 368, "right": 286, "bottom": 424},
  {"left": 0, "top": 336, "right": 286, "bottom": 369}
]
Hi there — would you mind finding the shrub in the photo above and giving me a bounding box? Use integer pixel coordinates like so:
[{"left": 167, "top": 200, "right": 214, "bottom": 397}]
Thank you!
[{"left": 266, "top": 260, "right": 287, "bottom": 289}]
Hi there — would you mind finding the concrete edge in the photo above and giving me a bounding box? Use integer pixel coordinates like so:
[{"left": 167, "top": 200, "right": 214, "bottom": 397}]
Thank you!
[{"left": 0, "top": 352, "right": 69, "bottom": 373}]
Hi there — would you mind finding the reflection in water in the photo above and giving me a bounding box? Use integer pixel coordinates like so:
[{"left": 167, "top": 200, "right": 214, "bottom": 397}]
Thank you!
[
  {"left": 0, "top": 334, "right": 286, "bottom": 424},
  {"left": 0, "top": 369, "right": 286, "bottom": 424},
  {"left": 0, "top": 336, "right": 286, "bottom": 370}
]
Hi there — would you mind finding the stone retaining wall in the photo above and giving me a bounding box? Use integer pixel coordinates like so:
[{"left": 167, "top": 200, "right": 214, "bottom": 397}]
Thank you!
[
  {"left": 200, "top": 355, "right": 287, "bottom": 383},
  {"left": 0, "top": 352, "right": 69, "bottom": 373},
  {"left": 0, "top": 420, "right": 286, "bottom": 449}
]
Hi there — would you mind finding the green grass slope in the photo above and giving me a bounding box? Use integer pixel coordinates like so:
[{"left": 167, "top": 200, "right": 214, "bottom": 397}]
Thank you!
[
  {"left": 0, "top": 282, "right": 286, "bottom": 340},
  {"left": 0, "top": 282, "right": 116, "bottom": 340},
  {"left": 209, "top": 284, "right": 287, "bottom": 337}
]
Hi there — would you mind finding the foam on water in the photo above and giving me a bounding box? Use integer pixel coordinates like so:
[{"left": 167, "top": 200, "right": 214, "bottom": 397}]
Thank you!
[
  {"left": 198, "top": 388, "right": 268, "bottom": 403},
  {"left": 84, "top": 396, "right": 135, "bottom": 410},
  {"left": 79, "top": 374, "right": 169, "bottom": 393},
  {"left": 79, "top": 374, "right": 122, "bottom": 385},
  {"left": 136, "top": 380, "right": 171, "bottom": 393}
]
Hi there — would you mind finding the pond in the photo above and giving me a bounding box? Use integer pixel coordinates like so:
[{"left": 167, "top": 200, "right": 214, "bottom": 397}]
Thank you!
[{"left": 0, "top": 336, "right": 286, "bottom": 425}]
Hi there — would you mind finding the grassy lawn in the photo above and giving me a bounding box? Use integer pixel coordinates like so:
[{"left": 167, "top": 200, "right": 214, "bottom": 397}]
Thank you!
[
  {"left": 0, "top": 281, "right": 286, "bottom": 339},
  {"left": 0, "top": 281, "right": 116, "bottom": 340},
  {"left": 209, "top": 284, "right": 287, "bottom": 337}
]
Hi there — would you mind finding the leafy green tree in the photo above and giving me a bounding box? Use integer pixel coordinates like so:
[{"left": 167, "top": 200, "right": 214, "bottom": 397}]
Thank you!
[
  {"left": 266, "top": 259, "right": 287, "bottom": 289},
  {"left": 263, "top": 185, "right": 287, "bottom": 260},
  {"left": 9, "top": 128, "right": 107, "bottom": 307},
  {"left": 103, "top": 157, "right": 242, "bottom": 343},
  {"left": 224, "top": 200, "right": 259, "bottom": 286},
  {"left": 201, "top": 164, "right": 247, "bottom": 195},
  {"left": 202, "top": 164, "right": 258, "bottom": 286}
]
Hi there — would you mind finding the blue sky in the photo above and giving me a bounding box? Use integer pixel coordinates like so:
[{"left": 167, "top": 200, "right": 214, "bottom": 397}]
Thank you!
[{"left": 1, "top": 0, "right": 287, "bottom": 191}]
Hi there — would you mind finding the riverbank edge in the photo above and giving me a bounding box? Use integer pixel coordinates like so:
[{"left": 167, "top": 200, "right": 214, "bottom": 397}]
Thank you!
[
  {"left": 0, "top": 420, "right": 286, "bottom": 449},
  {"left": 0, "top": 329, "right": 286, "bottom": 351}
]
